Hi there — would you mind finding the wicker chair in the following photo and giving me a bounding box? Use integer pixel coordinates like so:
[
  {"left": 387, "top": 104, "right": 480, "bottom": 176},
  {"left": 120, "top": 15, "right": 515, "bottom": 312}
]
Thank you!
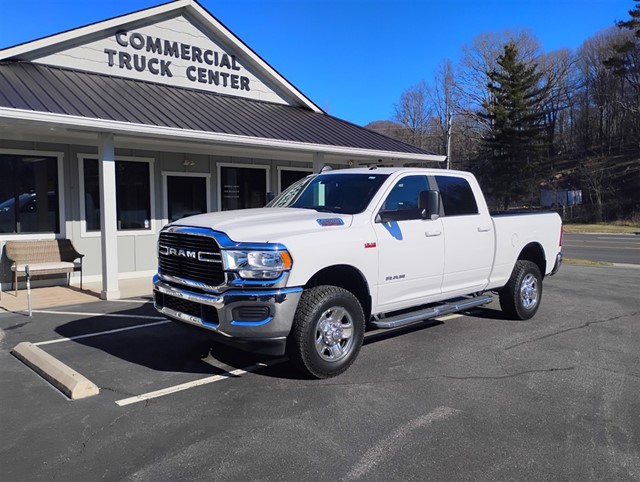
[{"left": 4, "top": 239, "right": 84, "bottom": 297}]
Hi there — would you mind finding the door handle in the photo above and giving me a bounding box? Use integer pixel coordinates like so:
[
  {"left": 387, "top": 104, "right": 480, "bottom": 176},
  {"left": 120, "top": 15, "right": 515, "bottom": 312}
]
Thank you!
[
  {"left": 425, "top": 231, "right": 442, "bottom": 237},
  {"left": 477, "top": 226, "right": 492, "bottom": 232}
]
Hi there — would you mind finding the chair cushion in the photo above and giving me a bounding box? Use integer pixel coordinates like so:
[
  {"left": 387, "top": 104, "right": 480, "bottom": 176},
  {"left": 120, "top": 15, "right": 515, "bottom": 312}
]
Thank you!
[{"left": 12, "top": 262, "right": 76, "bottom": 272}]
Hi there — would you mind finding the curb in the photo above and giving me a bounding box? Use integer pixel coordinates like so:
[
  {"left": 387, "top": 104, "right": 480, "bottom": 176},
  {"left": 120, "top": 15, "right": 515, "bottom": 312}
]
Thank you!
[{"left": 11, "top": 342, "right": 99, "bottom": 400}]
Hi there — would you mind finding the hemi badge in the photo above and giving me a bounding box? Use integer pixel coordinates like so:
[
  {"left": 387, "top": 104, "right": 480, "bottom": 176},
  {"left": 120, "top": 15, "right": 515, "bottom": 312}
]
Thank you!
[
  {"left": 365, "top": 242, "right": 377, "bottom": 249},
  {"left": 317, "top": 218, "right": 344, "bottom": 227}
]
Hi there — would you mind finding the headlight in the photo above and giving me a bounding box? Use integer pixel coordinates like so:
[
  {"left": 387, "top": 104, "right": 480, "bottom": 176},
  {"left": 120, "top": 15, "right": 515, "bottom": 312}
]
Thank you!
[{"left": 222, "top": 250, "right": 292, "bottom": 279}]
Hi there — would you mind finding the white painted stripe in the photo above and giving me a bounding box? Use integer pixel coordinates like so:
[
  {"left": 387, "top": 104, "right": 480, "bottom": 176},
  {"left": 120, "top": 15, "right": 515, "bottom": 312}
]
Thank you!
[
  {"left": 115, "top": 358, "right": 287, "bottom": 407},
  {"left": 346, "top": 406, "right": 460, "bottom": 480},
  {"left": 34, "top": 320, "right": 171, "bottom": 346},
  {"left": 434, "top": 314, "right": 463, "bottom": 321},
  {"left": 108, "top": 299, "right": 152, "bottom": 304},
  {"left": 31, "top": 309, "right": 164, "bottom": 319}
]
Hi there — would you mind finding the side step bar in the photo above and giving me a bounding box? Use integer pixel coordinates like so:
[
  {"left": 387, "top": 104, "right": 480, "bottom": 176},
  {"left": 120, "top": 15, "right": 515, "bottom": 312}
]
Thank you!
[{"left": 370, "top": 295, "right": 493, "bottom": 329}]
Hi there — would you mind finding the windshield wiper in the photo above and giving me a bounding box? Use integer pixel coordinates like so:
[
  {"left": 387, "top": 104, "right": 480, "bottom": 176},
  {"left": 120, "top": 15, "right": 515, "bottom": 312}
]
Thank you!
[{"left": 312, "top": 206, "right": 342, "bottom": 213}]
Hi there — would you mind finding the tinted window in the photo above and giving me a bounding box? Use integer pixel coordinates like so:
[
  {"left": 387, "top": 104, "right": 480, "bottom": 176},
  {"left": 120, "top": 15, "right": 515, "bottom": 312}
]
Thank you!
[
  {"left": 167, "top": 176, "right": 207, "bottom": 222},
  {"left": 280, "top": 169, "right": 311, "bottom": 191},
  {"left": 84, "top": 159, "right": 152, "bottom": 231},
  {"left": 435, "top": 175, "right": 478, "bottom": 216},
  {"left": 220, "top": 166, "right": 266, "bottom": 211},
  {"left": 0, "top": 154, "right": 59, "bottom": 234},
  {"left": 383, "top": 175, "right": 429, "bottom": 212}
]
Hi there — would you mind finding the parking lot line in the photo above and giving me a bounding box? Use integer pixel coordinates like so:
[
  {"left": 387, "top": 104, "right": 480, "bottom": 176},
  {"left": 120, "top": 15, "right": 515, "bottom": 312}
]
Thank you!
[
  {"left": 434, "top": 313, "right": 463, "bottom": 321},
  {"left": 31, "top": 309, "right": 164, "bottom": 319},
  {"left": 115, "top": 358, "right": 288, "bottom": 407},
  {"left": 109, "top": 299, "right": 153, "bottom": 304},
  {"left": 34, "top": 320, "right": 170, "bottom": 346}
]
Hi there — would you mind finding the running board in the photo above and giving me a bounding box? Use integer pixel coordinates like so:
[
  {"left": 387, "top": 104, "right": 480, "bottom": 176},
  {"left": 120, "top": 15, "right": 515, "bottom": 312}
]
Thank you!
[{"left": 370, "top": 295, "right": 493, "bottom": 329}]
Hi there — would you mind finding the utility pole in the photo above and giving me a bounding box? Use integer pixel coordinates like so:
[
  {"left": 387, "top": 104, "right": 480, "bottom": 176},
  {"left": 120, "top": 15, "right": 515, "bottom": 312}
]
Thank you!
[{"left": 446, "top": 111, "right": 453, "bottom": 170}]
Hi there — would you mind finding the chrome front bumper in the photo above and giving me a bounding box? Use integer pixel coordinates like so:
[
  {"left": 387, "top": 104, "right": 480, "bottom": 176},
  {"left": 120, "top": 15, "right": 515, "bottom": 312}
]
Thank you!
[{"left": 153, "top": 275, "right": 303, "bottom": 341}]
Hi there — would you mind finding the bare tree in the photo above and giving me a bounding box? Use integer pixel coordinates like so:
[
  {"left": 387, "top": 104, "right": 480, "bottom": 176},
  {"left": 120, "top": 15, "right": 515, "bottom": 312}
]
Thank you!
[
  {"left": 578, "top": 156, "right": 616, "bottom": 222},
  {"left": 393, "top": 81, "right": 432, "bottom": 149},
  {"left": 605, "top": 1, "right": 640, "bottom": 153},
  {"left": 538, "top": 49, "right": 577, "bottom": 159},
  {"left": 578, "top": 29, "right": 629, "bottom": 153},
  {"left": 427, "top": 59, "right": 458, "bottom": 168}
]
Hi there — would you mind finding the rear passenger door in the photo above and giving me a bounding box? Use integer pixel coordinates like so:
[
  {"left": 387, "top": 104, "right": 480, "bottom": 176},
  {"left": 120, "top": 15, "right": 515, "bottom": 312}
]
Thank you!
[{"left": 433, "top": 174, "right": 494, "bottom": 295}]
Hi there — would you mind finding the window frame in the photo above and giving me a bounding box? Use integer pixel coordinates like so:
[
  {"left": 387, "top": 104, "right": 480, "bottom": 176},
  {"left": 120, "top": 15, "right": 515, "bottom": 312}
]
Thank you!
[
  {"left": 377, "top": 174, "right": 430, "bottom": 222},
  {"left": 216, "top": 162, "right": 270, "bottom": 211},
  {"left": 161, "top": 171, "right": 211, "bottom": 226},
  {"left": 78, "top": 154, "right": 156, "bottom": 238},
  {"left": 0, "top": 148, "right": 65, "bottom": 240},
  {"left": 432, "top": 174, "right": 479, "bottom": 217}
]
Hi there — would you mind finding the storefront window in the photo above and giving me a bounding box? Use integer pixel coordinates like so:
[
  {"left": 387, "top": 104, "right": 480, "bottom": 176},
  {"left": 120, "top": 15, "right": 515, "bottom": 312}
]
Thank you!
[
  {"left": 220, "top": 166, "right": 267, "bottom": 211},
  {"left": 167, "top": 175, "right": 207, "bottom": 222},
  {"left": 83, "top": 159, "right": 152, "bottom": 231},
  {"left": 280, "top": 169, "right": 311, "bottom": 192},
  {"left": 0, "top": 154, "right": 59, "bottom": 234}
]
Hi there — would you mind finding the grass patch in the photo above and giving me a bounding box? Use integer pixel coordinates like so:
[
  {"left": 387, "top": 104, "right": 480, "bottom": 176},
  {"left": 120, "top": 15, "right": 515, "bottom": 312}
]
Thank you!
[
  {"left": 563, "top": 258, "right": 614, "bottom": 267},
  {"left": 563, "top": 223, "right": 640, "bottom": 234}
]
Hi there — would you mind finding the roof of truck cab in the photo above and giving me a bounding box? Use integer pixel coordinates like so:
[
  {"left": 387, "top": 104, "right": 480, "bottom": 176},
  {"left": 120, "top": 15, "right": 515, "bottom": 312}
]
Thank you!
[{"left": 319, "top": 167, "right": 473, "bottom": 176}]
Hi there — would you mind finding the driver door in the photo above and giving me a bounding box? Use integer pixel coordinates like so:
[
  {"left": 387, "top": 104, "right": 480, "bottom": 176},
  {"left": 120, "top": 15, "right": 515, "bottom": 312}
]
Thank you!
[{"left": 372, "top": 175, "right": 445, "bottom": 312}]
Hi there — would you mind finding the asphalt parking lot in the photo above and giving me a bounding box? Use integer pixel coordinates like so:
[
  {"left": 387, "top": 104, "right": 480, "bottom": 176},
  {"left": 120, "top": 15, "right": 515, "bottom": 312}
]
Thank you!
[{"left": 1, "top": 264, "right": 639, "bottom": 481}]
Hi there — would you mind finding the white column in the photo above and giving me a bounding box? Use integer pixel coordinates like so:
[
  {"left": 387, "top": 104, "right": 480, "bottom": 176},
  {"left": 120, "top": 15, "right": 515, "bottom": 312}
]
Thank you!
[
  {"left": 312, "top": 152, "right": 325, "bottom": 173},
  {"left": 98, "top": 132, "right": 120, "bottom": 300}
]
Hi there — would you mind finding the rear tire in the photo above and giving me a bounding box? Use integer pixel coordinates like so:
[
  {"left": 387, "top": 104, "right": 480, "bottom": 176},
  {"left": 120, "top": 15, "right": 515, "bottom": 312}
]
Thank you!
[
  {"left": 499, "top": 260, "right": 543, "bottom": 320},
  {"left": 287, "top": 285, "right": 364, "bottom": 379}
]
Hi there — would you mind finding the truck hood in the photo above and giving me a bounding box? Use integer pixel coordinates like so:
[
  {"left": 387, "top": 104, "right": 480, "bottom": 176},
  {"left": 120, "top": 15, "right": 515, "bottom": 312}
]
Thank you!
[{"left": 170, "top": 207, "right": 352, "bottom": 243}]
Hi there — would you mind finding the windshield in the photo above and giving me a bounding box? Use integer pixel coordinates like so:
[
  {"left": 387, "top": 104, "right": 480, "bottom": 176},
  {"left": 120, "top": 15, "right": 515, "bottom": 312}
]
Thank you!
[{"left": 267, "top": 173, "right": 389, "bottom": 214}]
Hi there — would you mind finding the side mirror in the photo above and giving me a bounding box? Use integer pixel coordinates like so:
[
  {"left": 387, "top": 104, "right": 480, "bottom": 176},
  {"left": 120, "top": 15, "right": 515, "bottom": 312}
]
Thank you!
[{"left": 419, "top": 190, "right": 440, "bottom": 220}]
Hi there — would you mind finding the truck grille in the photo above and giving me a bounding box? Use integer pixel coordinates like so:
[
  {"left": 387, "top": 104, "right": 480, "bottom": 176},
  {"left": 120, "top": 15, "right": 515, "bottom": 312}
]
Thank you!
[{"left": 158, "top": 232, "right": 225, "bottom": 287}]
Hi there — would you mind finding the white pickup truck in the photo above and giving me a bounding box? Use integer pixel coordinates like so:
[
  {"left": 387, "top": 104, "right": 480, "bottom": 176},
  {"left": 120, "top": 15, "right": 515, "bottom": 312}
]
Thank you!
[{"left": 153, "top": 167, "right": 562, "bottom": 378}]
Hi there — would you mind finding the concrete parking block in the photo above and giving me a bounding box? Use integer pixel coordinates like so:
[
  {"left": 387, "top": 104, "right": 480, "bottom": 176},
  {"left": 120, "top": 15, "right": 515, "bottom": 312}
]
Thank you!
[{"left": 11, "top": 341, "right": 99, "bottom": 400}]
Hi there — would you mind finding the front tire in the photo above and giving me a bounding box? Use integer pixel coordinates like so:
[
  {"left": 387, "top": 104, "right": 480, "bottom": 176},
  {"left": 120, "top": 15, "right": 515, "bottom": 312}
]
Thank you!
[
  {"left": 499, "top": 260, "right": 543, "bottom": 320},
  {"left": 288, "top": 286, "right": 365, "bottom": 379}
]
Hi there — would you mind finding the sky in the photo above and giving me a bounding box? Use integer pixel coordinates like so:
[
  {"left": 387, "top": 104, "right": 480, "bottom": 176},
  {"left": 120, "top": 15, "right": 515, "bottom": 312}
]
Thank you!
[{"left": 0, "top": 0, "right": 634, "bottom": 126}]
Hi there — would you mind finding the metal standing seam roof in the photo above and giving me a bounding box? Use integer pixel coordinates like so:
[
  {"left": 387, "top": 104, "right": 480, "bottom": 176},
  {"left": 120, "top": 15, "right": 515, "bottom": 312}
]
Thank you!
[{"left": 0, "top": 62, "right": 437, "bottom": 157}]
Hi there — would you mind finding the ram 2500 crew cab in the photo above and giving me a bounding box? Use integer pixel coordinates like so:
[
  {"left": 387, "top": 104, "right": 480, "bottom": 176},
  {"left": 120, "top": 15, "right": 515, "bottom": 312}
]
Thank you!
[{"left": 153, "top": 167, "right": 562, "bottom": 378}]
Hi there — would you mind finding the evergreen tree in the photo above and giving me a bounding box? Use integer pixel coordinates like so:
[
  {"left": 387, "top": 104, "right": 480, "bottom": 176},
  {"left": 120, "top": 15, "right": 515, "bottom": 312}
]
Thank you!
[{"left": 480, "top": 42, "right": 548, "bottom": 210}]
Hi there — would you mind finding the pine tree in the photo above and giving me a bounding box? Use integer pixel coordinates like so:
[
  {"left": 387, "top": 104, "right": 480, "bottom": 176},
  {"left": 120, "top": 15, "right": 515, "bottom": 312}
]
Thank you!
[{"left": 480, "top": 42, "right": 548, "bottom": 210}]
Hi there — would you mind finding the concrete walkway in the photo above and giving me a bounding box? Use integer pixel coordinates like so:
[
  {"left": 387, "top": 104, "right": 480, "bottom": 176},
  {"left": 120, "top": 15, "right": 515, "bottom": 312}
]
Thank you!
[{"left": 0, "top": 277, "right": 153, "bottom": 313}]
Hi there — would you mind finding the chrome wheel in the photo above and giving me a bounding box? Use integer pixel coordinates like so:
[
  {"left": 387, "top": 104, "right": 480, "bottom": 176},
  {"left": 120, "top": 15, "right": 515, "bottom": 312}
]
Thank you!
[
  {"left": 314, "top": 306, "right": 354, "bottom": 362},
  {"left": 520, "top": 273, "right": 538, "bottom": 309},
  {"left": 499, "top": 260, "right": 543, "bottom": 320},
  {"left": 289, "top": 285, "right": 365, "bottom": 378}
]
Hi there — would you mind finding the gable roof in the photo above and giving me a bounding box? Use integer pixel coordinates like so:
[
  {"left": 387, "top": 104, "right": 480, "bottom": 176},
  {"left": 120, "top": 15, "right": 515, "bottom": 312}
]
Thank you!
[
  {"left": 0, "top": 0, "right": 444, "bottom": 163},
  {"left": 0, "top": 62, "right": 440, "bottom": 160},
  {"left": 0, "top": 0, "right": 322, "bottom": 113}
]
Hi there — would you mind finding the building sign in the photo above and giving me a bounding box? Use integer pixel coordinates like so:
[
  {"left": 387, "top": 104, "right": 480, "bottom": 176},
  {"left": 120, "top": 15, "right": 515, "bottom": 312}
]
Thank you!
[
  {"left": 32, "top": 15, "right": 286, "bottom": 103},
  {"left": 104, "top": 30, "right": 251, "bottom": 91}
]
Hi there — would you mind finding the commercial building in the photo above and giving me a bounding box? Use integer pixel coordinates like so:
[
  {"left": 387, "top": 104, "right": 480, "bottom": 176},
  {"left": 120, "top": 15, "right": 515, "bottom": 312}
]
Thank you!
[{"left": 0, "top": 0, "right": 443, "bottom": 298}]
